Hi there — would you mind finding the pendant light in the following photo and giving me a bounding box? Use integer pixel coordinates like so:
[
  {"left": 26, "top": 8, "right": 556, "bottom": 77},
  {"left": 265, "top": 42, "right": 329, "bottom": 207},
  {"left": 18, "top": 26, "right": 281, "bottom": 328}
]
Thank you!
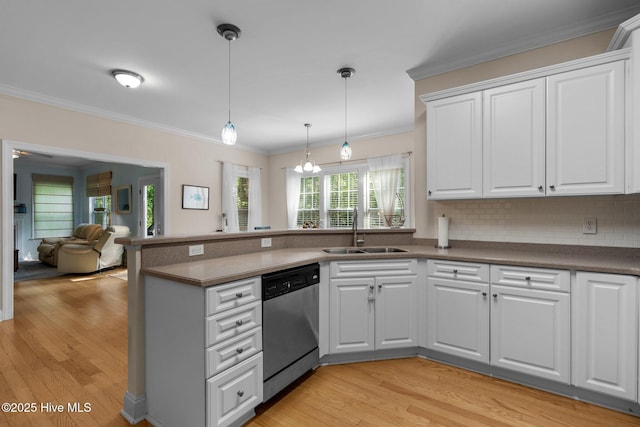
[
  {"left": 217, "top": 23, "right": 241, "bottom": 145},
  {"left": 295, "top": 123, "right": 321, "bottom": 174},
  {"left": 337, "top": 67, "right": 355, "bottom": 160}
]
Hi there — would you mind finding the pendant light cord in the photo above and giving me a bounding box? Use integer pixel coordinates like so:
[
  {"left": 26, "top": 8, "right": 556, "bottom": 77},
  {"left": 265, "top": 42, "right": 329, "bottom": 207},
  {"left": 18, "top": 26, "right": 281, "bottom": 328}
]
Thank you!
[
  {"left": 344, "top": 76, "right": 348, "bottom": 142},
  {"left": 227, "top": 39, "right": 232, "bottom": 122}
]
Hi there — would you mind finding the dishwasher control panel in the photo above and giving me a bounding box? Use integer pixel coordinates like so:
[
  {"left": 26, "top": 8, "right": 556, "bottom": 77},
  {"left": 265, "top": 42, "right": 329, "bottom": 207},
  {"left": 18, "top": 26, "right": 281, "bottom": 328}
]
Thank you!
[{"left": 262, "top": 263, "right": 320, "bottom": 300}]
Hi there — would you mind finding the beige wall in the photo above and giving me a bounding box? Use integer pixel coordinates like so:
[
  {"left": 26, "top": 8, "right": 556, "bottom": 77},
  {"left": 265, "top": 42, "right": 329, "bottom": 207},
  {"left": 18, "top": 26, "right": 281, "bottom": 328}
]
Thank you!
[
  {"left": 267, "top": 131, "right": 415, "bottom": 230},
  {"left": 414, "top": 28, "right": 640, "bottom": 246},
  {"left": 1, "top": 94, "right": 270, "bottom": 236}
]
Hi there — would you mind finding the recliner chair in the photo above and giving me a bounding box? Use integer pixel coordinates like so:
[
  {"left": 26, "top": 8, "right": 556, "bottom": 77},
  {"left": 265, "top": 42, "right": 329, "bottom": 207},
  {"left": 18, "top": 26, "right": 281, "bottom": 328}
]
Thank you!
[{"left": 57, "top": 225, "right": 130, "bottom": 273}]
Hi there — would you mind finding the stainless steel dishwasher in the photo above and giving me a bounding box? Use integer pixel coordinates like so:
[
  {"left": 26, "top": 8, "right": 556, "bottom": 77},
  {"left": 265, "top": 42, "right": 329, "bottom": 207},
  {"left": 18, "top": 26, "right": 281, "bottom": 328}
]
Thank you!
[{"left": 262, "top": 263, "right": 320, "bottom": 402}]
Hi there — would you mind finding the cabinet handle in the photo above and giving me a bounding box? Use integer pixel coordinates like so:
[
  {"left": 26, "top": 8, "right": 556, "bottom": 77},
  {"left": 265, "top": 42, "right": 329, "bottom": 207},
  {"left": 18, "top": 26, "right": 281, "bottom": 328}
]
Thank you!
[
  {"left": 452, "top": 269, "right": 458, "bottom": 274},
  {"left": 492, "top": 294, "right": 498, "bottom": 298},
  {"left": 235, "top": 292, "right": 243, "bottom": 298},
  {"left": 236, "top": 347, "right": 244, "bottom": 354},
  {"left": 369, "top": 284, "right": 374, "bottom": 290},
  {"left": 378, "top": 284, "right": 382, "bottom": 289},
  {"left": 237, "top": 390, "right": 244, "bottom": 397},
  {"left": 235, "top": 319, "right": 244, "bottom": 326},
  {"left": 525, "top": 276, "right": 531, "bottom": 281},
  {"left": 428, "top": 190, "right": 432, "bottom": 196},
  {"left": 538, "top": 185, "right": 543, "bottom": 191},
  {"left": 482, "top": 292, "right": 487, "bottom": 297},
  {"left": 549, "top": 185, "right": 555, "bottom": 190}
]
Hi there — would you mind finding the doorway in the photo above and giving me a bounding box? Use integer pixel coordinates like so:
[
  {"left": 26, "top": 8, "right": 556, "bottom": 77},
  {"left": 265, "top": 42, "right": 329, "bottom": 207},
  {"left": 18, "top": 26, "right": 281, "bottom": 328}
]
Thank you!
[
  {"left": 139, "top": 174, "right": 163, "bottom": 237},
  {"left": 2, "top": 139, "right": 169, "bottom": 321}
]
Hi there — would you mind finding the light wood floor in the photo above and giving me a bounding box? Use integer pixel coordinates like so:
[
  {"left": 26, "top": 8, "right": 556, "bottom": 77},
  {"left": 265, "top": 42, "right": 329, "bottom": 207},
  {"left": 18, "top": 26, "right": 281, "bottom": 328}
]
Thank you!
[{"left": 2, "top": 272, "right": 639, "bottom": 426}]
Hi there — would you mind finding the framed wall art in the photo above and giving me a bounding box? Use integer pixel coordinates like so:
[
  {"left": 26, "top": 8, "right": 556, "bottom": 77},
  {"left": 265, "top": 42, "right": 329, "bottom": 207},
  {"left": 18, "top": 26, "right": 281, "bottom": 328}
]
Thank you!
[
  {"left": 182, "top": 184, "right": 209, "bottom": 210},
  {"left": 115, "top": 184, "right": 132, "bottom": 214}
]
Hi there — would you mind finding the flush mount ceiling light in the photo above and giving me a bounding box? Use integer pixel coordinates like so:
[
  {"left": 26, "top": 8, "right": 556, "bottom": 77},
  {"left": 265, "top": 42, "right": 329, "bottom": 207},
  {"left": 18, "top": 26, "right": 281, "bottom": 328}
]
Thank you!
[
  {"left": 337, "top": 67, "right": 355, "bottom": 160},
  {"left": 111, "top": 69, "right": 144, "bottom": 88},
  {"left": 294, "top": 123, "right": 321, "bottom": 174},
  {"left": 218, "top": 23, "right": 241, "bottom": 145}
]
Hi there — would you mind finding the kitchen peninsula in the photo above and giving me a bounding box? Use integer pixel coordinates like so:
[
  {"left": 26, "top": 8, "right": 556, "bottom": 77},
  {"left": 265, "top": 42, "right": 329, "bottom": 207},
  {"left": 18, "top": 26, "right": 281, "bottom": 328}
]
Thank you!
[{"left": 117, "top": 229, "right": 640, "bottom": 425}]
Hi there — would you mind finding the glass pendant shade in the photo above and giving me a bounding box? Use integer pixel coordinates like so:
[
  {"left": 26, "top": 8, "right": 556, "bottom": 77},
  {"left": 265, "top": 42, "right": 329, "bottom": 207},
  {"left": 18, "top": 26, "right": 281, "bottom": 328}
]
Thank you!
[
  {"left": 303, "top": 161, "right": 314, "bottom": 172},
  {"left": 295, "top": 123, "right": 321, "bottom": 174},
  {"left": 294, "top": 164, "right": 303, "bottom": 173},
  {"left": 340, "top": 141, "right": 352, "bottom": 160},
  {"left": 221, "top": 120, "right": 237, "bottom": 145}
]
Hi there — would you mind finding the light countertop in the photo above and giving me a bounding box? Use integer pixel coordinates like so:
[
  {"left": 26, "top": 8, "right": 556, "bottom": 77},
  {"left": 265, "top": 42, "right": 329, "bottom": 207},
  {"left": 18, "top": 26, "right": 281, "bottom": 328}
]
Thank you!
[{"left": 143, "top": 244, "right": 640, "bottom": 287}]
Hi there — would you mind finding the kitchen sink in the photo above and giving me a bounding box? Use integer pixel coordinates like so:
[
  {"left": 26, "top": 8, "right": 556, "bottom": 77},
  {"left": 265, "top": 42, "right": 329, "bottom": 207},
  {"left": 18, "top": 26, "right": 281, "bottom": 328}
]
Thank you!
[
  {"left": 322, "top": 248, "right": 367, "bottom": 254},
  {"left": 361, "top": 247, "right": 408, "bottom": 253},
  {"left": 322, "top": 247, "right": 408, "bottom": 254}
]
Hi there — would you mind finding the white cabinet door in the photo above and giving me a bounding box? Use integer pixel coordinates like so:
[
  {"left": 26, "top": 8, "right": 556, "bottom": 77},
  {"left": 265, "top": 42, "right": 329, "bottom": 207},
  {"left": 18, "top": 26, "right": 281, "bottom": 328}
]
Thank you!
[
  {"left": 426, "top": 277, "right": 489, "bottom": 363},
  {"left": 491, "top": 285, "right": 570, "bottom": 383},
  {"left": 483, "top": 79, "right": 546, "bottom": 197},
  {"left": 546, "top": 61, "right": 625, "bottom": 195},
  {"left": 329, "top": 277, "right": 375, "bottom": 353},
  {"left": 375, "top": 275, "right": 418, "bottom": 350},
  {"left": 573, "top": 272, "right": 638, "bottom": 401},
  {"left": 427, "top": 92, "right": 482, "bottom": 199}
]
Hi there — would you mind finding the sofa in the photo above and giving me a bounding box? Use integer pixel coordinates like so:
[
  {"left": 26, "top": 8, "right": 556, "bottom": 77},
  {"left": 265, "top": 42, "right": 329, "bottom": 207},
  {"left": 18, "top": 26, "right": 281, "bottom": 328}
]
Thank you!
[
  {"left": 37, "top": 223, "right": 104, "bottom": 267},
  {"left": 57, "top": 225, "right": 130, "bottom": 273}
]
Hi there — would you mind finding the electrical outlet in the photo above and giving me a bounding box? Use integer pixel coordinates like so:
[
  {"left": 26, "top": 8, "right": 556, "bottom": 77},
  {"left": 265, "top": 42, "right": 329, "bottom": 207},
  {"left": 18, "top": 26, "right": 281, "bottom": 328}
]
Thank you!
[
  {"left": 582, "top": 217, "right": 597, "bottom": 234},
  {"left": 261, "top": 238, "right": 272, "bottom": 248},
  {"left": 188, "top": 244, "right": 204, "bottom": 256}
]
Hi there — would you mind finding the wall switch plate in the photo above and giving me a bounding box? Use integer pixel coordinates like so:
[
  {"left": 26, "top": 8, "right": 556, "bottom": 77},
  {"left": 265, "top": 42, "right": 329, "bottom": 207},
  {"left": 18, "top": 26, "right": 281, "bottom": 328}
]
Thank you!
[
  {"left": 261, "top": 238, "right": 272, "bottom": 248},
  {"left": 582, "top": 217, "right": 597, "bottom": 234},
  {"left": 188, "top": 244, "right": 204, "bottom": 256}
]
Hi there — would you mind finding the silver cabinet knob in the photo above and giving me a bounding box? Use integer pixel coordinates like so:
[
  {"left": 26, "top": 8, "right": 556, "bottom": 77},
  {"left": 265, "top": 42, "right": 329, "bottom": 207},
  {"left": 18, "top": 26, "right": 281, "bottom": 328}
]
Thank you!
[
  {"left": 237, "top": 390, "right": 244, "bottom": 397},
  {"left": 493, "top": 294, "right": 498, "bottom": 298},
  {"left": 452, "top": 269, "right": 458, "bottom": 274},
  {"left": 482, "top": 292, "right": 487, "bottom": 297},
  {"left": 549, "top": 185, "right": 555, "bottom": 190},
  {"left": 235, "top": 319, "right": 243, "bottom": 326},
  {"left": 236, "top": 347, "right": 244, "bottom": 354},
  {"left": 369, "top": 284, "right": 374, "bottom": 290},
  {"left": 525, "top": 276, "right": 531, "bottom": 281},
  {"left": 538, "top": 185, "right": 543, "bottom": 191},
  {"left": 236, "top": 292, "right": 243, "bottom": 298}
]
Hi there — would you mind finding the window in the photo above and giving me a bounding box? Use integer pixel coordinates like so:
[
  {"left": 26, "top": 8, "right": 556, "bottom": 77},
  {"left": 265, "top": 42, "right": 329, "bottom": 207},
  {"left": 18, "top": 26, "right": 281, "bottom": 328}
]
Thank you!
[
  {"left": 32, "top": 174, "right": 74, "bottom": 238},
  {"left": 297, "top": 176, "right": 319, "bottom": 227},
  {"left": 89, "top": 196, "right": 111, "bottom": 228},
  {"left": 292, "top": 158, "right": 409, "bottom": 229},
  {"left": 327, "top": 171, "right": 359, "bottom": 228},
  {"left": 236, "top": 176, "right": 249, "bottom": 231}
]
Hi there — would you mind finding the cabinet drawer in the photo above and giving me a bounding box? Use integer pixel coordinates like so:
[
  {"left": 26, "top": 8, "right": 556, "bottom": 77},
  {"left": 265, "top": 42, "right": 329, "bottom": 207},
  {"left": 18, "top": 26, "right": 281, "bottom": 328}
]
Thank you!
[
  {"left": 330, "top": 259, "right": 417, "bottom": 278},
  {"left": 491, "top": 265, "right": 569, "bottom": 292},
  {"left": 207, "top": 352, "right": 263, "bottom": 427},
  {"left": 206, "top": 327, "right": 262, "bottom": 379},
  {"left": 206, "top": 301, "right": 262, "bottom": 347},
  {"left": 427, "top": 259, "right": 489, "bottom": 283},
  {"left": 206, "top": 277, "right": 261, "bottom": 316}
]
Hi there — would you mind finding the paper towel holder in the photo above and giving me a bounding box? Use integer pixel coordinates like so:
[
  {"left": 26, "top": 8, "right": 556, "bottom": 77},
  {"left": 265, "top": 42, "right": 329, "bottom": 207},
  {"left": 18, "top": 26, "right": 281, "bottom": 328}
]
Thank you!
[{"left": 436, "top": 214, "right": 451, "bottom": 249}]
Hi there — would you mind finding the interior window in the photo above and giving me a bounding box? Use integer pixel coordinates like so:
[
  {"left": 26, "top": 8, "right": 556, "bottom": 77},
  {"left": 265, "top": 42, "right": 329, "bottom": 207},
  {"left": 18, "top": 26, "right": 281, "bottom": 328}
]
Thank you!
[{"left": 32, "top": 174, "right": 74, "bottom": 238}]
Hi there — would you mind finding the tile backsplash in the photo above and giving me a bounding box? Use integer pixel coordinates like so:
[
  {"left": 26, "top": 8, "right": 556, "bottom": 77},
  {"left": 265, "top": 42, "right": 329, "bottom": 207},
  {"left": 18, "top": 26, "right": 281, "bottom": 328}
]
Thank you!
[{"left": 433, "top": 194, "right": 640, "bottom": 248}]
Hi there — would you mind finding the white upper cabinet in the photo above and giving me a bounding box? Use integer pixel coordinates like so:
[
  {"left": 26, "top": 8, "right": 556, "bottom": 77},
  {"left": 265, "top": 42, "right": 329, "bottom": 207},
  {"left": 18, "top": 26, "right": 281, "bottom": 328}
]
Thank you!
[
  {"left": 426, "top": 92, "right": 483, "bottom": 199},
  {"left": 483, "top": 79, "right": 546, "bottom": 197},
  {"left": 423, "top": 50, "right": 630, "bottom": 200},
  {"left": 546, "top": 61, "right": 626, "bottom": 195}
]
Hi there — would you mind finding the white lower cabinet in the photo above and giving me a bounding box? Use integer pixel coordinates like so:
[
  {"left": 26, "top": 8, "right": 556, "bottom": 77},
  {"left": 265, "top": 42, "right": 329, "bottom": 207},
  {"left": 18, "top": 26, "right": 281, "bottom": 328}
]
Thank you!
[
  {"left": 329, "top": 260, "right": 418, "bottom": 354},
  {"left": 426, "top": 260, "right": 490, "bottom": 363},
  {"left": 145, "top": 276, "right": 263, "bottom": 427},
  {"left": 573, "top": 272, "right": 638, "bottom": 401},
  {"left": 490, "top": 265, "right": 570, "bottom": 383}
]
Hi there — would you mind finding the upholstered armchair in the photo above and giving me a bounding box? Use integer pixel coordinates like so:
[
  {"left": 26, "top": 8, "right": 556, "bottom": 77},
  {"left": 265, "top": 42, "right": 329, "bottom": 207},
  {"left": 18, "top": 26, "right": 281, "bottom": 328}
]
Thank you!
[
  {"left": 57, "top": 225, "right": 130, "bottom": 273},
  {"left": 37, "top": 223, "right": 104, "bottom": 267}
]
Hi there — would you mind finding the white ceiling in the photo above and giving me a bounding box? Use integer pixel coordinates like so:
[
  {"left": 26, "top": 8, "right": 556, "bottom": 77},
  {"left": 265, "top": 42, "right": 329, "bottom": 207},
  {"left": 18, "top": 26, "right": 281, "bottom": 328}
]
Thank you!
[{"left": 2, "top": 1, "right": 640, "bottom": 155}]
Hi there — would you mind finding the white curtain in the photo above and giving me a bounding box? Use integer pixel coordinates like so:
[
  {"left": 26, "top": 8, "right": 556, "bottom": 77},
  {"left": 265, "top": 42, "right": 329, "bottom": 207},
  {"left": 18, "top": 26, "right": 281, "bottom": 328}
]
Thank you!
[
  {"left": 221, "top": 162, "right": 239, "bottom": 232},
  {"left": 285, "top": 168, "right": 301, "bottom": 229},
  {"left": 248, "top": 167, "right": 262, "bottom": 231},
  {"left": 367, "top": 154, "right": 403, "bottom": 220}
]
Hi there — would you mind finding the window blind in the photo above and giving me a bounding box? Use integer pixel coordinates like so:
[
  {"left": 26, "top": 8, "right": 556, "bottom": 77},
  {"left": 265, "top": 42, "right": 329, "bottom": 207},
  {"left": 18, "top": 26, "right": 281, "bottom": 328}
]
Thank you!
[
  {"left": 86, "top": 171, "right": 112, "bottom": 197},
  {"left": 32, "top": 174, "right": 74, "bottom": 238}
]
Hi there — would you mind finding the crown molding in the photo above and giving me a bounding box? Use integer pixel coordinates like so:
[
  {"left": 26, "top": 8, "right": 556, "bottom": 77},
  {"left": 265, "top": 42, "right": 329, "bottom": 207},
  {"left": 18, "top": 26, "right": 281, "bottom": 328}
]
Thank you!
[
  {"left": 408, "top": 5, "right": 640, "bottom": 81},
  {"left": 608, "top": 12, "right": 640, "bottom": 51},
  {"left": 420, "top": 48, "right": 630, "bottom": 104},
  {"left": 0, "top": 84, "right": 267, "bottom": 155}
]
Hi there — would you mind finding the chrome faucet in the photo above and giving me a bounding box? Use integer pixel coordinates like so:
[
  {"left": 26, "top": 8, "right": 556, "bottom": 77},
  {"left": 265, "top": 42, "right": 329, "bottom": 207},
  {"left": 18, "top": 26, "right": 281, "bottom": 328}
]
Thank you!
[{"left": 352, "top": 207, "right": 364, "bottom": 247}]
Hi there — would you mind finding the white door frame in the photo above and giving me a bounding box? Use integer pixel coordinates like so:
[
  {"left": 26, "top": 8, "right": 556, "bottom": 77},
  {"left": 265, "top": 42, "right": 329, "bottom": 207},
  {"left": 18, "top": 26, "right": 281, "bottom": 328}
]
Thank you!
[{"left": 1, "top": 139, "right": 170, "bottom": 321}]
